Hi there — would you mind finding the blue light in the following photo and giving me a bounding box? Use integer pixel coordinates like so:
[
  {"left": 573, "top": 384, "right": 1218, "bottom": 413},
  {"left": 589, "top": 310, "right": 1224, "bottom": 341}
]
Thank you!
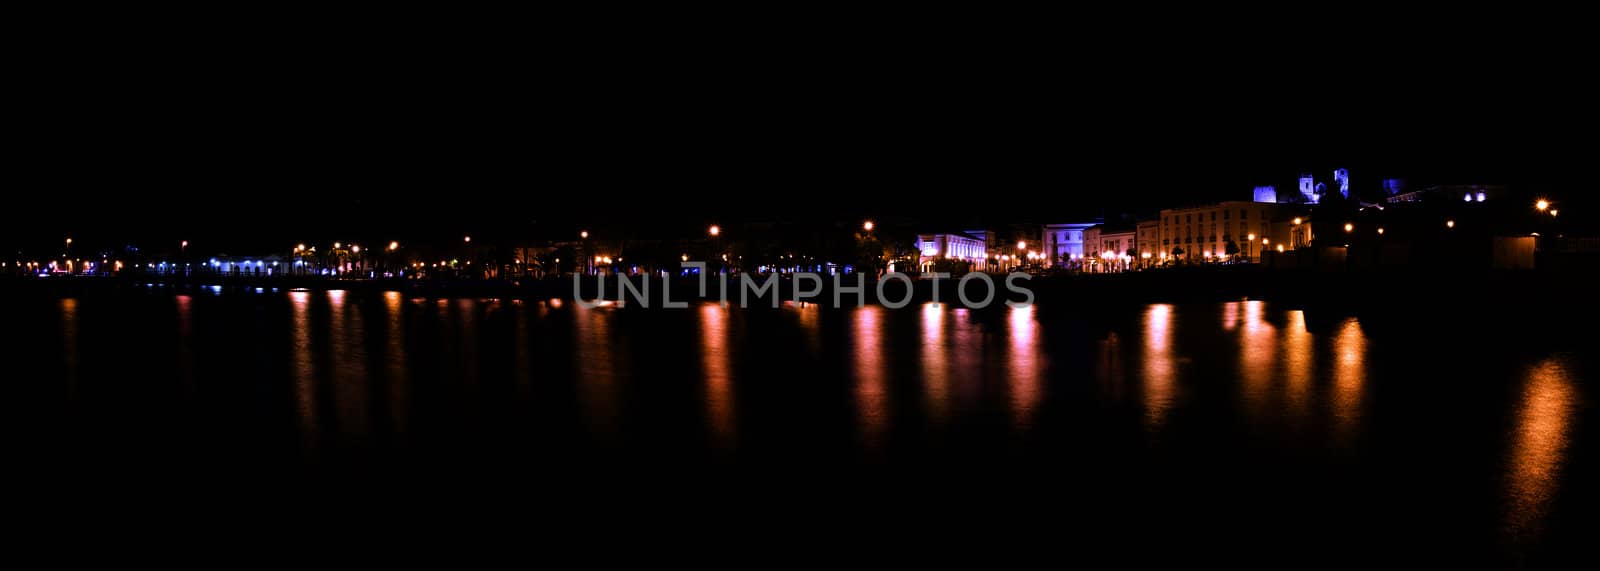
[{"left": 1476, "top": 192, "right": 1487, "bottom": 202}]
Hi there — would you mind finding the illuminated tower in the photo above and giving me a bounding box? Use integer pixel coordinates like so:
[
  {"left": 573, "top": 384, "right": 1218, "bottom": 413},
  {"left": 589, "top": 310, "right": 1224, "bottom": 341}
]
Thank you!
[
  {"left": 1299, "top": 173, "right": 1317, "bottom": 204},
  {"left": 1253, "top": 185, "right": 1278, "bottom": 203},
  {"left": 1334, "top": 168, "right": 1350, "bottom": 200}
]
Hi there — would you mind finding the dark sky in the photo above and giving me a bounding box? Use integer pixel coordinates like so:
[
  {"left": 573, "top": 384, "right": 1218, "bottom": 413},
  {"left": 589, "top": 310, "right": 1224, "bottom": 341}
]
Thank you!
[{"left": 9, "top": 15, "right": 1594, "bottom": 253}]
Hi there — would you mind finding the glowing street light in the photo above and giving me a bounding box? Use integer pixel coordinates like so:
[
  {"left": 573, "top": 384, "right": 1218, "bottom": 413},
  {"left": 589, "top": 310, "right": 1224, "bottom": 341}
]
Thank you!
[
  {"left": 1377, "top": 228, "right": 1385, "bottom": 235},
  {"left": 1446, "top": 220, "right": 1456, "bottom": 229},
  {"left": 334, "top": 242, "right": 342, "bottom": 249},
  {"left": 351, "top": 245, "right": 361, "bottom": 254},
  {"left": 1536, "top": 199, "right": 1550, "bottom": 211},
  {"left": 709, "top": 225, "right": 721, "bottom": 237},
  {"left": 1344, "top": 223, "right": 1354, "bottom": 233},
  {"left": 580, "top": 231, "right": 589, "bottom": 239},
  {"left": 296, "top": 244, "right": 306, "bottom": 252},
  {"left": 388, "top": 241, "right": 400, "bottom": 251},
  {"left": 862, "top": 220, "right": 875, "bottom": 232},
  {"left": 1550, "top": 209, "right": 1559, "bottom": 217},
  {"left": 1017, "top": 241, "right": 1027, "bottom": 250},
  {"left": 1293, "top": 217, "right": 1303, "bottom": 225},
  {"left": 1247, "top": 233, "right": 1255, "bottom": 241},
  {"left": 681, "top": 254, "right": 689, "bottom": 262},
  {"left": 464, "top": 236, "right": 472, "bottom": 243}
]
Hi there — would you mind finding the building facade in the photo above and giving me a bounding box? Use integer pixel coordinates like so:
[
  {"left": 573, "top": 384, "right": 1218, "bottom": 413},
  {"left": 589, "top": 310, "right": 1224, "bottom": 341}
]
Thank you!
[
  {"left": 1136, "top": 219, "right": 1161, "bottom": 268},
  {"left": 1041, "top": 222, "right": 1099, "bottom": 267},
  {"left": 916, "top": 233, "right": 988, "bottom": 272},
  {"left": 1157, "top": 201, "right": 1288, "bottom": 263}
]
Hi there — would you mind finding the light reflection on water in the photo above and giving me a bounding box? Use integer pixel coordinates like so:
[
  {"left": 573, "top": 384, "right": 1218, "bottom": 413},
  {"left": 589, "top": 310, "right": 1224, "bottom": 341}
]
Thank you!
[
  {"left": 700, "top": 303, "right": 735, "bottom": 447},
  {"left": 1505, "top": 357, "right": 1577, "bottom": 541},
  {"left": 920, "top": 303, "right": 950, "bottom": 426},
  {"left": 853, "top": 305, "right": 888, "bottom": 451},
  {"left": 1007, "top": 305, "right": 1042, "bottom": 429},
  {"left": 36, "top": 293, "right": 1589, "bottom": 552},
  {"left": 289, "top": 291, "right": 317, "bottom": 452},
  {"left": 1142, "top": 303, "right": 1176, "bottom": 433}
]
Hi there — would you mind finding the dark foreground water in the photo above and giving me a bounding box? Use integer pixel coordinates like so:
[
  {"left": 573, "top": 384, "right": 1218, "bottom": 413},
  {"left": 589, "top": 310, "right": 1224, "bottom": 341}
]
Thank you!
[{"left": 9, "top": 287, "right": 1595, "bottom": 564}]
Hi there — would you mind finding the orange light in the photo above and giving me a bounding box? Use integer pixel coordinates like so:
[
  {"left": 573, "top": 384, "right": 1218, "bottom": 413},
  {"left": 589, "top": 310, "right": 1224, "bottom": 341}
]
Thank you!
[
  {"left": 1344, "top": 223, "right": 1354, "bottom": 233},
  {"left": 709, "top": 225, "right": 721, "bottom": 237}
]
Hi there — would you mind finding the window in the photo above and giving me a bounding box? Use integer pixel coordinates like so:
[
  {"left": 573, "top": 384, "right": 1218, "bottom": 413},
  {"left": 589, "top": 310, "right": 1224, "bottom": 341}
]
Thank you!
[
  {"left": 1210, "top": 212, "right": 1216, "bottom": 221},
  {"left": 1223, "top": 210, "right": 1230, "bottom": 220},
  {"left": 1241, "top": 209, "right": 1249, "bottom": 219}
]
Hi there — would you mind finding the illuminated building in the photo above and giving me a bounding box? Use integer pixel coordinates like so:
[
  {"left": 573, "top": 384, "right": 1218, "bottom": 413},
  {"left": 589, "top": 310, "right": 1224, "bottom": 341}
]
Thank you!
[
  {"left": 1041, "top": 222, "right": 1099, "bottom": 267},
  {"left": 1159, "top": 201, "right": 1291, "bottom": 263},
  {"left": 1299, "top": 173, "right": 1319, "bottom": 204},
  {"left": 915, "top": 233, "right": 988, "bottom": 272}
]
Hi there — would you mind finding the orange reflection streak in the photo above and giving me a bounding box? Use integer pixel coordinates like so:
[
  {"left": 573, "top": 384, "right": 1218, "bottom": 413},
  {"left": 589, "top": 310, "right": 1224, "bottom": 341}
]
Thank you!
[
  {"left": 289, "top": 291, "right": 318, "bottom": 452},
  {"left": 1007, "top": 305, "right": 1043, "bottom": 430},
  {"left": 1222, "top": 301, "right": 1241, "bottom": 331},
  {"left": 699, "top": 304, "right": 736, "bottom": 447},
  {"left": 1331, "top": 318, "right": 1366, "bottom": 445},
  {"left": 853, "top": 306, "right": 889, "bottom": 451},
  {"left": 1239, "top": 300, "right": 1277, "bottom": 418},
  {"left": 383, "top": 291, "right": 410, "bottom": 435},
  {"left": 794, "top": 301, "right": 821, "bottom": 354},
  {"left": 573, "top": 304, "right": 620, "bottom": 439},
  {"left": 1283, "top": 310, "right": 1313, "bottom": 422},
  {"left": 920, "top": 303, "right": 950, "bottom": 426},
  {"left": 60, "top": 299, "right": 79, "bottom": 397},
  {"left": 175, "top": 295, "right": 194, "bottom": 395},
  {"left": 1141, "top": 304, "right": 1175, "bottom": 432},
  {"left": 328, "top": 290, "right": 369, "bottom": 441},
  {"left": 1505, "top": 357, "right": 1575, "bottom": 539}
]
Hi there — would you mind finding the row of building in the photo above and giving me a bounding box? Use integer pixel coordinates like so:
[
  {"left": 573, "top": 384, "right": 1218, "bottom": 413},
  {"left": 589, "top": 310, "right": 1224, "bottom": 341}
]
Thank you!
[{"left": 914, "top": 168, "right": 1542, "bottom": 273}]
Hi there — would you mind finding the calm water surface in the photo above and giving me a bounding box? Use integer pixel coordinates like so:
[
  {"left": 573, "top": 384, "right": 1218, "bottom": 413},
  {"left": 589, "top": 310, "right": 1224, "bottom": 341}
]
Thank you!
[{"left": 11, "top": 287, "right": 1595, "bottom": 562}]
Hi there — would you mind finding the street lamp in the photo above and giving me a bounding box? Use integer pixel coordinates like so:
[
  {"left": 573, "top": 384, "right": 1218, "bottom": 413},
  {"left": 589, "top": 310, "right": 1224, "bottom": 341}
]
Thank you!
[
  {"left": 1446, "top": 220, "right": 1456, "bottom": 229},
  {"left": 709, "top": 225, "right": 721, "bottom": 237},
  {"left": 389, "top": 241, "right": 399, "bottom": 251},
  {"left": 1293, "top": 217, "right": 1302, "bottom": 225},
  {"left": 1377, "top": 228, "right": 1385, "bottom": 235},
  {"left": 863, "top": 220, "right": 874, "bottom": 232},
  {"left": 464, "top": 236, "right": 472, "bottom": 243},
  {"left": 1344, "top": 223, "right": 1354, "bottom": 233},
  {"left": 1536, "top": 199, "right": 1550, "bottom": 212},
  {"left": 580, "top": 231, "right": 589, "bottom": 239}
]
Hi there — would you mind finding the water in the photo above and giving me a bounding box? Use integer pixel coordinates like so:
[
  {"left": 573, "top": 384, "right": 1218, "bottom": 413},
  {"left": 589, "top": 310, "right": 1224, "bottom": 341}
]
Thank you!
[{"left": 9, "top": 288, "right": 1595, "bottom": 563}]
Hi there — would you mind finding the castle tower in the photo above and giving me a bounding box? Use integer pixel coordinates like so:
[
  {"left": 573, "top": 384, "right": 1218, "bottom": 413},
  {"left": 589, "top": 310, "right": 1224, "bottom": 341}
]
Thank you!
[
  {"left": 1334, "top": 168, "right": 1350, "bottom": 200},
  {"left": 1299, "top": 173, "right": 1317, "bottom": 204},
  {"left": 1253, "top": 185, "right": 1278, "bottom": 203}
]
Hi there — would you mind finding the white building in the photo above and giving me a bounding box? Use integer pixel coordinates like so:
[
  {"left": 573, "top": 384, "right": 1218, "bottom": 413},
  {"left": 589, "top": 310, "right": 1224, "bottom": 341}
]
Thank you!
[
  {"left": 1041, "top": 222, "right": 1099, "bottom": 267},
  {"left": 916, "top": 233, "right": 988, "bottom": 272}
]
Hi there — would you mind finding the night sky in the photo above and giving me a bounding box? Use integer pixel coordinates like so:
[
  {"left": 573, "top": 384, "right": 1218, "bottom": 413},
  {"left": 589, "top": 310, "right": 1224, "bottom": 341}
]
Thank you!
[{"left": 10, "top": 18, "right": 1593, "bottom": 253}]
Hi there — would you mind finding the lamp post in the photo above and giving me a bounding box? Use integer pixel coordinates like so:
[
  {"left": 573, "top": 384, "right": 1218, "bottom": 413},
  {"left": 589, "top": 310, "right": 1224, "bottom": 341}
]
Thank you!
[
  {"left": 709, "top": 225, "right": 722, "bottom": 272},
  {"left": 1246, "top": 233, "right": 1255, "bottom": 262}
]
